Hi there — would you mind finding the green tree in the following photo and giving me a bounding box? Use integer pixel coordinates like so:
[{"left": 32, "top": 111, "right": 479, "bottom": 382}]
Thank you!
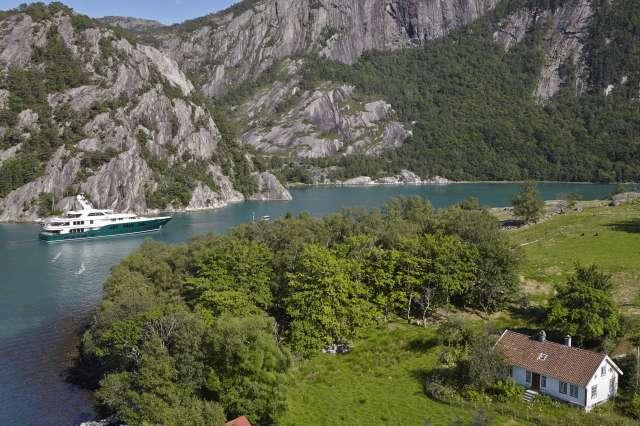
[
  {"left": 185, "top": 236, "right": 274, "bottom": 314},
  {"left": 285, "top": 244, "right": 375, "bottom": 354},
  {"left": 438, "top": 207, "right": 521, "bottom": 313},
  {"left": 546, "top": 264, "right": 621, "bottom": 346},
  {"left": 512, "top": 181, "right": 545, "bottom": 223},
  {"left": 460, "top": 332, "right": 509, "bottom": 390},
  {"left": 96, "top": 335, "right": 226, "bottom": 426},
  {"left": 205, "top": 315, "right": 290, "bottom": 424},
  {"left": 398, "top": 235, "right": 479, "bottom": 324}
]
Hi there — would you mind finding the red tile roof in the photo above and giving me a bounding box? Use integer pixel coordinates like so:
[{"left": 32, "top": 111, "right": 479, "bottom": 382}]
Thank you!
[
  {"left": 226, "top": 416, "right": 252, "bottom": 426},
  {"left": 496, "top": 330, "right": 613, "bottom": 386}
]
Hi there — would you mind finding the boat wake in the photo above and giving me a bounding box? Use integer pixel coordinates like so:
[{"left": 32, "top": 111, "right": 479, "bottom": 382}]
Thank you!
[
  {"left": 49, "top": 251, "right": 62, "bottom": 263},
  {"left": 75, "top": 263, "right": 85, "bottom": 275}
]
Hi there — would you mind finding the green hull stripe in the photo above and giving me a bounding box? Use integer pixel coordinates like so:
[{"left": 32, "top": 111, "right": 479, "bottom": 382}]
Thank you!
[{"left": 39, "top": 218, "right": 171, "bottom": 242}]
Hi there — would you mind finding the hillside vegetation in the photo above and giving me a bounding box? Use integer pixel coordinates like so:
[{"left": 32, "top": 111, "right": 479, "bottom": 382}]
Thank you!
[
  {"left": 297, "top": 0, "right": 640, "bottom": 182},
  {"left": 76, "top": 196, "right": 640, "bottom": 425},
  {"left": 76, "top": 197, "right": 520, "bottom": 424}
]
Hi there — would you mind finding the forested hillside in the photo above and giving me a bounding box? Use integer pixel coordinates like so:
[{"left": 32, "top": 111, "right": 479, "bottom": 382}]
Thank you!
[
  {"left": 0, "top": 0, "right": 638, "bottom": 220},
  {"left": 286, "top": 0, "right": 640, "bottom": 182}
]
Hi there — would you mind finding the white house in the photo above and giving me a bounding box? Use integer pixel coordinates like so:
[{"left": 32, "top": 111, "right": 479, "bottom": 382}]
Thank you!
[{"left": 496, "top": 330, "right": 623, "bottom": 411}]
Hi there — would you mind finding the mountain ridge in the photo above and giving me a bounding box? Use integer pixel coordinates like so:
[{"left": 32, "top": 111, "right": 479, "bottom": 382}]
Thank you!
[{"left": 0, "top": 0, "right": 638, "bottom": 221}]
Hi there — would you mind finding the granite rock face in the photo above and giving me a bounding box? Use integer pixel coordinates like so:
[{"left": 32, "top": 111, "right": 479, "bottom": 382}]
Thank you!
[
  {"left": 156, "top": 0, "right": 498, "bottom": 97},
  {"left": 241, "top": 77, "right": 408, "bottom": 158},
  {"left": 247, "top": 172, "right": 293, "bottom": 201},
  {"left": 494, "top": 0, "right": 593, "bottom": 102},
  {"left": 187, "top": 166, "right": 245, "bottom": 210},
  {"left": 0, "top": 10, "right": 289, "bottom": 221},
  {"left": 98, "top": 16, "right": 165, "bottom": 31}
]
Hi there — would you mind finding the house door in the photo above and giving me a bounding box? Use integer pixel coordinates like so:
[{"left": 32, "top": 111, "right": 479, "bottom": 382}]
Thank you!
[{"left": 532, "top": 373, "right": 540, "bottom": 391}]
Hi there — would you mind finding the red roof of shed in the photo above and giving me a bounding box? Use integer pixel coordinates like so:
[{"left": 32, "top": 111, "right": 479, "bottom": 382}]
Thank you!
[{"left": 226, "top": 416, "right": 252, "bottom": 426}]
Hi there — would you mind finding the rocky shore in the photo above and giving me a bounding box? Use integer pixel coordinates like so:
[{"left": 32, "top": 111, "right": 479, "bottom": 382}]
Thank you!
[{"left": 303, "top": 170, "right": 452, "bottom": 187}]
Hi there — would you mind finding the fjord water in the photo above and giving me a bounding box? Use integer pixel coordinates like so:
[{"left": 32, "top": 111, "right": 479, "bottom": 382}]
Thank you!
[{"left": 0, "top": 183, "right": 616, "bottom": 425}]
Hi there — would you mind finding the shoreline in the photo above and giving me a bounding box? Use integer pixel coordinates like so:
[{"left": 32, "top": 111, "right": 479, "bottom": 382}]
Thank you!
[
  {"left": 0, "top": 181, "right": 623, "bottom": 224},
  {"left": 286, "top": 179, "right": 627, "bottom": 188}
]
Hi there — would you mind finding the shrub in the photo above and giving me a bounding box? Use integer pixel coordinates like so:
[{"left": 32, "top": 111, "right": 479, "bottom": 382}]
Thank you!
[
  {"left": 463, "top": 387, "right": 492, "bottom": 403},
  {"left": 489, "top": 379, "right": 522, "bottom": 402},
  {"left": 424, "top": 381, "right": 462, "bottom": 405}
]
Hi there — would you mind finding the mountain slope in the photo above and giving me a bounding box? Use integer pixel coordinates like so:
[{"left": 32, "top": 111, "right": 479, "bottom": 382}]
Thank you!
[
  {"left": 153, "top": 0, "right": 499, "bottom": 97},
  {"left": 0, "top": 4, "right": 289, "bottom": 222},
  {"left": 210, "top": 0, "right": 638, "bottom": 183}
]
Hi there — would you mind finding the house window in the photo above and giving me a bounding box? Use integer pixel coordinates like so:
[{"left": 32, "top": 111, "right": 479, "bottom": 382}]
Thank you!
[
  {"left": 601, "top": 366, "right": 607, "bottom": 377},
  {"left": 570, "top": 384, "right": 578, "bottom": 398},
  {"left": 559, "top": 381, "right": 568, "bottom": 394},
  {"left": 610, "top": 377, "right": 616, "bottom": 393},
  {"left": 591, "top": 385, "right": 598, "bottom": 400},
  {"left": 541, "top": 376, "right": 547, "bottom": 388},
  {"left": 526, "top": 370, "right": 532, "bottom": 383}
]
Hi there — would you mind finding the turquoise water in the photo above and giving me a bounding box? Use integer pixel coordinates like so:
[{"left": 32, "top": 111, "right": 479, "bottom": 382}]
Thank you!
[{"left": 0, "top": 183, "right": 617, "bottom": 425}]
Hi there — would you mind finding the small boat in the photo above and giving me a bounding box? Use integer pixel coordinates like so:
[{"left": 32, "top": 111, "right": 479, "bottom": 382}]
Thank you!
[
  {"left": 39, "top": 194, "right": 172, "bottom": 242},
  {"left": 260, "top": 215, "right": 271, "bottom": 222}
]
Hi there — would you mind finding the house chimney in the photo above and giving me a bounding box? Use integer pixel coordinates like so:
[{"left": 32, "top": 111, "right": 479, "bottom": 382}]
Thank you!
[
  {"left": 537, "top": 330, "right": 546, "bottom": 342},
  {"left": 564, "top": 335, "right": 572, "bottom": 347}
]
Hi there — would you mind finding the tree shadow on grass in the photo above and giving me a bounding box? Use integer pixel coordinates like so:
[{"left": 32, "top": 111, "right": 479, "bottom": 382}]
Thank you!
[
  {"left": 508, "top": 304, "right": 546, "bottom": 325},
  {"left": 606, "top": 218, "right": 640, "bottom": 234},
  {"left": 405, "top": 336, "right": 439, "bottom": 352}
]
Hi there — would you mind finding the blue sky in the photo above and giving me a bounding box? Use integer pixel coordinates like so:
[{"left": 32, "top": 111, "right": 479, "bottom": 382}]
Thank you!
[{"left": 0, "top": 0, "right": 240, "bottom": 24}]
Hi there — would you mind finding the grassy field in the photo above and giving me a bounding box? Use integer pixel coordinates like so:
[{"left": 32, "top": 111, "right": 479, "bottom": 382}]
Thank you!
[
  {"left": 279, "top": 322, "right": 633, "bottom": 425},
  {"left": 511, "top": 202, "right": 640, "bottom": 315},
  {"left": 279, "top": 202, "right": 640, "bottom": 425},
  {"left": 279, "top": 323, "right": 473, "bottom": 425}
]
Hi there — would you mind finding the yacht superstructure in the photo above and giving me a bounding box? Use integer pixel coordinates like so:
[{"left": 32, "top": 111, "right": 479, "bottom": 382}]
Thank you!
[{"left": 39, "top": 195, "right": 171, "bottom": 242}]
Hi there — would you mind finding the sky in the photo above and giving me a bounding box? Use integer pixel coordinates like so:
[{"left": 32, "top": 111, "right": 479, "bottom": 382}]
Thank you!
[{"left": 0, "top": 0, "right": 240, "bottom": 24}]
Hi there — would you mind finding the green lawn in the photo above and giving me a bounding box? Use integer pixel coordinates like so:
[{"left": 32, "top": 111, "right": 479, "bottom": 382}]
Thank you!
[
  {"left": 279, "top": 322, "right": 633, "bottom": 425},
  {"left": 511, "top": 202, "right": 640, "bottom": 312},
  {"left": 279, "top": 323, "right": 471, "bottom": 425}
]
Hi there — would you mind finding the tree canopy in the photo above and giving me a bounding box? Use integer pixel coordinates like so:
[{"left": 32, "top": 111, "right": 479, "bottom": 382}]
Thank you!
[
  {"left": 546, "top": 264, "right": 621, "bottom": 347},
  {"left": 77, "top": 197, "right": 520, "bottom": 424}
]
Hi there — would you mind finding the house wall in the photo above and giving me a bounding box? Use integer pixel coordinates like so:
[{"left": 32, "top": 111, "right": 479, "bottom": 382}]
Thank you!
[
  {"left": 585, "top": 358, "right": 619, "bottom": 410},
  {"left": 509, "top": 366, "right": 585, "bottom": 407},
  {"left": 541, "top": 375, "right": 585, "bottom": 407}
]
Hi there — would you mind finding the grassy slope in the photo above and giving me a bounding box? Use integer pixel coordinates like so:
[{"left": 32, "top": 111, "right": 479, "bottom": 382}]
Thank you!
[
  {"left": 511, "top": 202, "right": 640, "bottom": 314},
  {"left": 280, "top": 324, "right": 473, "bottom": 425},
  {"left": 280, "top": 204, "right": 640, "bottom": 425},
  {"left": 279, "top": 322, "right": 633, "bottom": 425}
]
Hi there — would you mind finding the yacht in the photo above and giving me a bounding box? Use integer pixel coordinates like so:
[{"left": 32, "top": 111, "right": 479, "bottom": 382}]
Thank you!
[{"left": 39, "top": 194, "right": 172, "bottom": 242}]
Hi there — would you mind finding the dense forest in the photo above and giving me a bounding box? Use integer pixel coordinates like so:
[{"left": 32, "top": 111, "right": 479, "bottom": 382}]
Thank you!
[
  {"left": 293, "top": 0, "right": 640, "bottom": 183},
  {"left": 75, "top": 197, "right": 520, "bottom": 424}
]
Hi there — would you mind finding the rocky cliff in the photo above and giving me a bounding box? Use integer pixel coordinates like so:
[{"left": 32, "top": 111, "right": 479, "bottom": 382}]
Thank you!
[
  {"left": 494, "top": 0, "right": 593, "bottom": 102},
  {"left": 98, "top": 16, "right": 165, "bottom": 32},
  {"left": 155, "top": 0, "right": 499, "bottom": 97},
  {"left": 0, "top": 6, "right": 289, "bottom": 222},
  {"left": 238, "top": 60, "right": 408, "bottom": 158}
]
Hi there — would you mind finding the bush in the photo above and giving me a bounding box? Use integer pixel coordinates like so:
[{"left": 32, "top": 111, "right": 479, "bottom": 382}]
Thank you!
[
  {"left": 489, "top": 379, "right": 522, "bottom": 402},
  {"left": 531, "top": 393, "right": 560, "bottom": 408},
  {"left": 623, "top": 394, "right": 640, "bottom": 419},
  {"left": 424, "top": 381, "right": 462, "bottom": 405},
  {"left": 463, "top": 387, "right": 492, "bottom": 403}
]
